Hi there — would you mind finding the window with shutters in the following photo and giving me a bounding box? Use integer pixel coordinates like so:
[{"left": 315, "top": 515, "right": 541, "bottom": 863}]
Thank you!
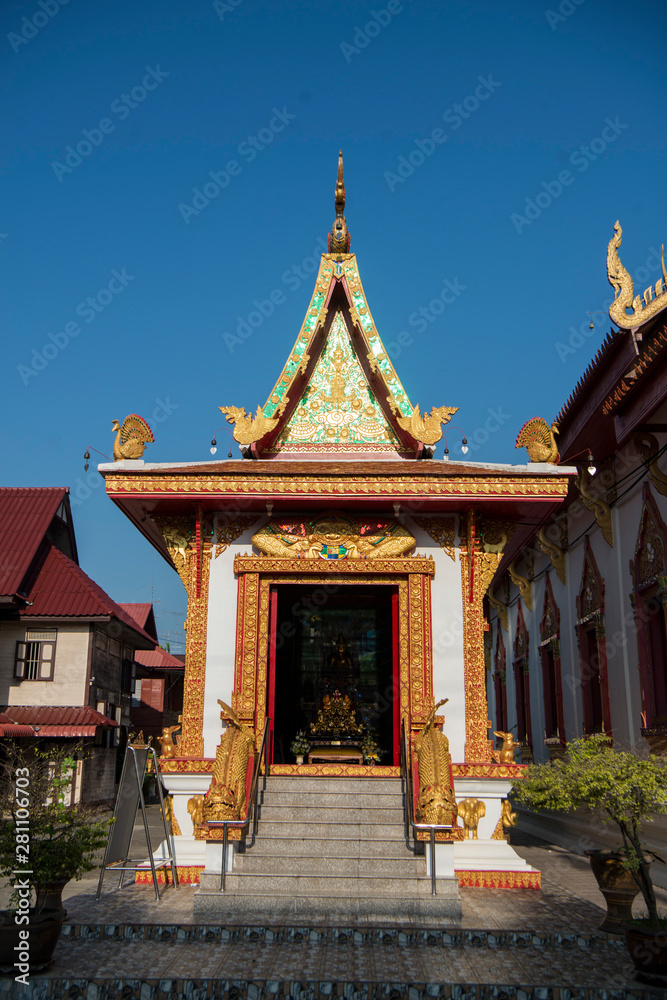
[{"left": 14, "top": 629, "right": 57, "bottom": 681}]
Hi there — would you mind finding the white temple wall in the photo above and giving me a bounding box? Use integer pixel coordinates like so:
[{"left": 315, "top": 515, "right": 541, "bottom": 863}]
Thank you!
[
  {"left": 204, "top": 513, "right": 262, "bottom": 758},
  {"left": 408, "top": 515, "right": 467, "bottom": 762},
  {"left": 492, "top": 434, "right": 667, "bottom": 759}
]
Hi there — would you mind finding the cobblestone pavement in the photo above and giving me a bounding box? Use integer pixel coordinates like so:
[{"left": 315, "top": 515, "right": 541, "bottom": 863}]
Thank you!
[{"left": 2, "top": 818, "right": 667, "bottom": 998}]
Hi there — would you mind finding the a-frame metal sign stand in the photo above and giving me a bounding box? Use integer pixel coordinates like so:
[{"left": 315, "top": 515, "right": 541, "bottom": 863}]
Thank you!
[{"left": 97, "top": 741, "right": 178, "bottom": 900}]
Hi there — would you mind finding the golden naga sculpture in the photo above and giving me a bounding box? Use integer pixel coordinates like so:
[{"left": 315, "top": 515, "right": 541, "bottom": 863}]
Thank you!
[
  {"left": 607, "top": 220, "right": 667, "bottom": 330},
  {"left": 252, "top": 515, "right": 415, "bottom": 560},
  {"left": 310, "top": 689, "right": 363, "bottom": 738},
  {"left": 414, "top": 699, "right": 457, "bottom": 825},
  {"left": 187, "top": 794, "right": 205, "bottom": 830},
  {"left": 635, "top": 433, "right": 667, "bottom": 498},
  {"left": 493, "top": 731, "right": 520, "bottom": 765},
  {"left": 574, "top": 466, "right": 613, "bottom": 547},
  {"left": 537, "top": 526, "right": 566, "bottom": 586},
  {"left": 457, "top": 798, "right": 486, "bottom": 840},
  {"left": 219, "top": 405, "right": 279, "bottom": 446},
  {"left": 164, "top": 795, "right": 182, "bottom": 836},
  {"left": 515, "top": 418, "right": 559, "bottom": 464},
  {"left": 112, "top": 414, "right": 154, "bottom": 461},
  {"left": 397, "top": 405, "right": 458, "bottom": 446},
  {"left": 202, "top": 700, "right": 256, "bottom": 823},
  {"left": 508, "top": 560, "right": 532, "bottom": 612}
]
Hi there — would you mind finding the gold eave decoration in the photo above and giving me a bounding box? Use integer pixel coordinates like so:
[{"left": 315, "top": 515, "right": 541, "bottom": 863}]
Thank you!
[
  {"left": 397, "top": 405, "right": 458, "bottom": 446},
  {"left": 608, "top": 221, "right": 667, "bottom": 331},
  {"left": 219, "top": 405, "right": 279, "bottom": 446}
]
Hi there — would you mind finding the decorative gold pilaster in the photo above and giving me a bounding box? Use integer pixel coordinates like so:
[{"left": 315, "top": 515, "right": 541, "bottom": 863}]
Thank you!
[
  {"left": 180, "top": 537, "right": 211, "bottom": 757},
  {"left": 153, "top": 514, "right": 211, "bottom": 757},
  {"left": 460, "top": 510, "right": 503, "bottom": 763}
]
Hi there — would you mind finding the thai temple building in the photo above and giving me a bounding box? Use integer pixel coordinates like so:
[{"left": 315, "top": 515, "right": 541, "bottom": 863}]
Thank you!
[
  {"left": 101, "top": 155, "right": 573, "bottom": 916},
  {"left": 487, "top": 223, "right": 667, "bottom": 888}
]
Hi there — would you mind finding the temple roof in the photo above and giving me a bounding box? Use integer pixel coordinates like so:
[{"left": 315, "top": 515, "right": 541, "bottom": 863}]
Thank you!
[{"left": 219, "top": 154, "right": 457, "bottom": 461}]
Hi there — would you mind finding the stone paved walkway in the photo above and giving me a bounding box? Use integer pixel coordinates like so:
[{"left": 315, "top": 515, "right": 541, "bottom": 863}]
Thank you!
[{"left": 2, "top": 821, "right": 667, "bottom": 998}]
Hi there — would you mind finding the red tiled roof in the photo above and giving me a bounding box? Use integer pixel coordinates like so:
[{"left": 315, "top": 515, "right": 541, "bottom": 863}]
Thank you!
[
  {"left": 119, "top": 603, "right": 158, "bottom": 641},
  {"left": 135, "top": 648, "right": 185, "bottom": 670},
  {"left": 0, "top": 706, "right": 117, "bottom": 737},
  {"left": 21, "top": 545, "right": 155, "bottom": 645},
  {"left": 0, "top": 488, "right": 68, "bottom": 598}
]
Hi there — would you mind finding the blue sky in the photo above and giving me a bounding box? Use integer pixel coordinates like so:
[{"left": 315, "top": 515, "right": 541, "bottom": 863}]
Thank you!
[{"left": 2, "top": 0, "right": 666, "bottom": 650}]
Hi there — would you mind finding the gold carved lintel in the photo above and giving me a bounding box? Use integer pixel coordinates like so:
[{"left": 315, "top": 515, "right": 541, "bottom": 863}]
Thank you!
[
  {"left": 233, "top": 555, "right": 435, "bottom": 575},
  {"left": 251, "top": 515, "right": 415, "bottom": 561}
]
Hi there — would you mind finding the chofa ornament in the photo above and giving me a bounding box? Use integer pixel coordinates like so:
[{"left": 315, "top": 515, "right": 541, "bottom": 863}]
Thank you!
[
  {"left": 111, "top": 414, "right": 154, "bottom": 461},
  {"left": 607, "top": 220, "right": 667, "bottom": 331},
  {"left": 397, "top": 405, "right": 458, "bottom": 446}
]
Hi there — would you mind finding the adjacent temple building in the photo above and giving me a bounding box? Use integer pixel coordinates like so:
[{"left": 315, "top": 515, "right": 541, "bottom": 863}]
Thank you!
[{"left": 102, "top": 154, "right": 572, "bottom": 915}]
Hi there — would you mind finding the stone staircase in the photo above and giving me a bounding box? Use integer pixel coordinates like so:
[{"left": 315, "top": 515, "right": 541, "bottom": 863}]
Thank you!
[{"left": 193, "top": 776, "right": 461, "bottom": 922}]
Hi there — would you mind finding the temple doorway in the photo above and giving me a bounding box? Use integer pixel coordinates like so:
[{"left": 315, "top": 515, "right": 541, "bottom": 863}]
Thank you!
[{"left": 267, "top": 584, "right": 398, "bottom": 766}]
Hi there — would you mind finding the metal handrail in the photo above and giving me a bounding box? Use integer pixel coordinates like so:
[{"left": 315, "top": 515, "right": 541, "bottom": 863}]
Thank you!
[
  {"left": 401, "top": 717, "right": 455, "bottom": 895},
  {"left": 212, "top": 718, "right": 270, "bottom": 891}
]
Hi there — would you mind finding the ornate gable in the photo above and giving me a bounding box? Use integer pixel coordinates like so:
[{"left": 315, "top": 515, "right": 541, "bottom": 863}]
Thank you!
[
  {"left": 219, "top": 154, "right": 457, "bottom": 459},
  {"left": 540, "top": 575, "right": 560, "bottom": 645},
  {"left": 576, "top": 538, "right": 605, "bottom": 623},
  {"left": 631, "top": 482, "right": 667, "bottom": 590},
  {"left": 513, "top": 602, "right": 529, "bottom": 663}
]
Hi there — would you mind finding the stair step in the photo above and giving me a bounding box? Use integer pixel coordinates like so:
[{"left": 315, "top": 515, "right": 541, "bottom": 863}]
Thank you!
[
  {"left": 193, "top": 891, "right": 461, "bottom": 921},
  {"left": 259, "top": 791, "right": 403, "bottom": 808},
  {"left": 235, "top": 855, "right": 424, "bottom": 876},
  {"left": 199, "top": 872, "right": 454, "bottom": 896},
  {"left": 254, "top": 821, "right": 407, "bottom": 840},
  {"left": 258, "top": 806, "right": 404, "bottom": 823},
  {"left": 242, "top": 837, "right": 415, "bottom": 858},
  {"left": 263, "top": 777, "right": 402, "bottom": 794}
]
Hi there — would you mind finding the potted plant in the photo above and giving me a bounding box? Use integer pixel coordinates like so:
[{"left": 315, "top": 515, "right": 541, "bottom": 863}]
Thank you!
[
  {"left": 511, "top": 734, "right": 667, "bottom": 985},
  {"left": 290, "top": 731, "right": 311, "bottom": 765},
  {"left": 0, "top": 742, "right": 110, "bottom": 973},
  {"left": 361, "top": 732, "right": 382, "bottom": 766}
]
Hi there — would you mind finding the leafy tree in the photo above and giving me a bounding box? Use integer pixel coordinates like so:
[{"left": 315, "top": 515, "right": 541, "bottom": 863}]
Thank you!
[
  {"left": 512, "top": 734, "right": 667, "bottom": 928},
  {"left": 0, "top": 742, "right": 110, "bottom": 910}
]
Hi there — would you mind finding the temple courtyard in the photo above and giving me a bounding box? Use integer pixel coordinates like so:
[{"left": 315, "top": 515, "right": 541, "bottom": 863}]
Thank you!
[{"left": 1, "top": 809, "right": 666, "bottom": 999}]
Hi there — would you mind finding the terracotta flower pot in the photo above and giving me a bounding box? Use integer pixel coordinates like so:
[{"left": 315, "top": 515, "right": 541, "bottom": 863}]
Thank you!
[
  {"left": 625, "top": 924, "right": 667, "bottom": 986},
  {"left": 0, "top": 908, "right": 64, "bottom": 973},
  {"left": 586, "top": 849, "right": 648, "bottom": 933}
]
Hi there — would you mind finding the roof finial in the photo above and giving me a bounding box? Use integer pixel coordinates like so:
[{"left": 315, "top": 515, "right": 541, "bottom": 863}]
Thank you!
[{"left": 328, "top": 150, "right": 351, "bottom": 255}]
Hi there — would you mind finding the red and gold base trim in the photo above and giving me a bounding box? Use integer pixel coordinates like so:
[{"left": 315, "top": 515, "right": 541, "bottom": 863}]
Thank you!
[
  {"left": 135, "top": 865, "right": 204, "bottom": 885},
  {"left": 270, "top": 764, "right": 400, "bottom": 777},
  {"left": 456, "top": 870, "right": 541, "bottom": 889},
  {"left": 452, "top": 763, "right": 527, "bottom": 779},
  {"left": 416, "top": 828, "right": 465, "bottom": 843},
  {"left": 194, "top": 825, "right": 245, "bottom": 842}
]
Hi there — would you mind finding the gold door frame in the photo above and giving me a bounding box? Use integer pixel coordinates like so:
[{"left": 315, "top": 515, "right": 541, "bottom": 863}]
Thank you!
[{"left": 230, "top": 557, "right": 436, "bottom": 754}]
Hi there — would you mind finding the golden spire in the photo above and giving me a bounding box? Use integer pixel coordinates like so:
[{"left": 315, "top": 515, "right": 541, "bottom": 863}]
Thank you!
[{"left": 328, "top": 150, "right": 351, "bottom": 255}]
